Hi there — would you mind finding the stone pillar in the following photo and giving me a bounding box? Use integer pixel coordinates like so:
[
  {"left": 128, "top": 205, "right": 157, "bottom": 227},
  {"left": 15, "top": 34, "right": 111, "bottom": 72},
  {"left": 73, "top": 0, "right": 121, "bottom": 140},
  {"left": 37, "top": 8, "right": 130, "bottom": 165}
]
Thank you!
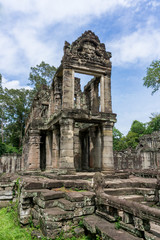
[
  {"left": 52, "top": 127, "right": 60, "bottom": 169},
  {"left": 59, "top": 119, "right": 75, "bottom": 173},
  {"left": 101, "top": 123, "right": 114, "bottom": 173},
  {"left": 89, "top": 127, "right": 94, "bottom": 169},
  {"left": 27, "top": 130, "right": 41, "bottom": 171},
  {"left": 48, "top": 89, "right": 54, "bottom": 117},
  {"left": 104, "top": 74, "right": 112, "bottom": 112},
  {"left": 91, "top": 81, "right": 99, "bottom": 113},
  {"left": 94, "top": 127, "right": 102, "bottom": 170},
  {"left": 62, "top": 69, "right": 74, "bottom": 109},
  {"left": 45, "top": 131, "right": 52, "bottom": 171},
  {"left": 74, "top": 123, "right": 81, "bottom": 170},
  {"left": 100, "top": 75, "right": 105, "bottom": 112},
  {"left": 54, "top": 76, "right": 62, "bottom": 111}
]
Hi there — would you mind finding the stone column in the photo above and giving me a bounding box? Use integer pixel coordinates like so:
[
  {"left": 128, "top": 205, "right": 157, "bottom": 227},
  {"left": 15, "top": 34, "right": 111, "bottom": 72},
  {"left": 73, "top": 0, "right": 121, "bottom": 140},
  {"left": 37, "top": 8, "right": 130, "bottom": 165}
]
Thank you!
[
  {"left": 74, "top": 123, "right": 81, "bottom": 170},
  {"left": 91, "top": 81, "right": 99, "bottom": 113},
  {"left": 94, "top": 127, "right": 102, "bottom": 170},
  {"left": 104, "top": 74, "right": 112, "bottom": 112},
  {"left": 89, "top": 127, "right": 94, "bottom": 169},
  {"left": 59, "top": 118, "right": 75, "bottom": 173},
  {"left": 52, "top": 127, "right": 60, "bottom": 169},
  {"left": 54, "top": 77, "right": 62, "bottom": 111},
  {"left": 27, "top": 130, "right": 41, "bottom": 171},
  {"left": 100, "top": 75, "right": 105, "bottom": 112},
  {"left": 62, "top": 69, "right": 74, "bottom": 109},
  {"left": 45, "top": 131, "right": 52, "bottom": 171},
  {"left": 48, "top": 89, "right": 54, "bottom": 117},
  {"left": 101, "top": 123, "right": 114, "bottom": 173}
]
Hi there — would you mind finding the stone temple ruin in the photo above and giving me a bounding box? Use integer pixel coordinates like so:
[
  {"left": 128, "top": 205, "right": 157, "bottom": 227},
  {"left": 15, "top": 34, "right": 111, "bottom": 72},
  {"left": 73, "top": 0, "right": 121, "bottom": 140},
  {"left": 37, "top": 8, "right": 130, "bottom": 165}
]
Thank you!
[
  {"left": 22, "top": 30, "right": 116, "bottom": 174},
  {"left": 0, "top": 31, "right": 160, "bottom": 240}
]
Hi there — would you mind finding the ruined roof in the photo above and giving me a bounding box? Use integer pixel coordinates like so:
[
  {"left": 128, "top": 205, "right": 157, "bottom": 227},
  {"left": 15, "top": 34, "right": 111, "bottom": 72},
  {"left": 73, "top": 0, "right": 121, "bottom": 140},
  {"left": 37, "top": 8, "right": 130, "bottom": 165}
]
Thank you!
[{"left": 62, "top": 30, "right": 111, "bottom": 70}]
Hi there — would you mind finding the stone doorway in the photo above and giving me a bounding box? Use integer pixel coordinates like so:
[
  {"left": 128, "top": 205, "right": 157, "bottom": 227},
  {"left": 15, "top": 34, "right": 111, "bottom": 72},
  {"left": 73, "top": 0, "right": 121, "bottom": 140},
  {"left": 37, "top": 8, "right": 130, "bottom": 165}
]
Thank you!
[{"left": 40, "top": 132, "right": 46, "bottom": 171}]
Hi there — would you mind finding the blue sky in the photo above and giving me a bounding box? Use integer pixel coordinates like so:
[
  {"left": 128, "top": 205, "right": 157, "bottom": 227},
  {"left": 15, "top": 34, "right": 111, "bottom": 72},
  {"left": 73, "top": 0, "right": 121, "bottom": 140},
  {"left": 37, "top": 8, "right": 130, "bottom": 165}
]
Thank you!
[{"left": 0, "top": 0, "right": 160, "bottom": 135}]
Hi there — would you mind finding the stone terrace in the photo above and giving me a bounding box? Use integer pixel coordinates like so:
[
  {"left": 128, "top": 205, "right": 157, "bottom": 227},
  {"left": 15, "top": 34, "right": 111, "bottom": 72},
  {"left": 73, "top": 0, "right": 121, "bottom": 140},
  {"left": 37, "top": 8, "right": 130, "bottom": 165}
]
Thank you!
[{"left": 0, "top": 173, "right": 160, "bottom": 239}]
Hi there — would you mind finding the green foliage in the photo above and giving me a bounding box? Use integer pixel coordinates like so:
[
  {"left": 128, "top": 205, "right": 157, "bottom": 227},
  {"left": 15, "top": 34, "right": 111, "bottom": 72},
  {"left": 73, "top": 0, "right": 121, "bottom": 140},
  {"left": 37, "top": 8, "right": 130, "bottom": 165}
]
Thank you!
[
  {"left": 0, "top": 62, "right": 56, "bottom": 152},
  {"left": 125, "top": 131, "right": 139, "bottom": 148},
  {"left": 78, "top": 219, "right": 84, "bottom": 228},
  {"left": 115, "top": 216, "right": 121, "bottom": 230},
  {"left": 0, "top": 141, "right": 6, "bottom": 156},
  {"left": 114, "top": 120, "right": 146, "bottom": 150},
  {"left": 96, "top": 235, "right": 101, "bottom": 240},
  {"left": 0, "top": 87, "right": 32, "bottom": 149},
  {"left": 146, "top": 113, "right": 160, "bottom": 133},
  {"left": 0, "top": 206, "right": 33, "bottom": 240},
  {"left": 130, "top": 120, "right": 146, "bottom": 135},
  {"left": 28, "top": 61, "right": 56, "bottom": 92},
  {"left": 113, "top": 127, "right": 128, "bottom": 151},
  {"left": 143, "top": 60, "right": 160, "bottom": 94}
]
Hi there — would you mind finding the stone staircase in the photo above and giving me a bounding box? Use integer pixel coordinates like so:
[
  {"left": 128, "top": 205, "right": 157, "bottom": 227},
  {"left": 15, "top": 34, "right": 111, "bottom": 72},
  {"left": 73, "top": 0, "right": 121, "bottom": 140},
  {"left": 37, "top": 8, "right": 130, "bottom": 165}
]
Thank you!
[
  {"left": 104, "top": 187, "right": 156, "bottom": 203},
  {"left": 20, "top": 182, "right": 95, "bottom": 239},
  {"left": 83, "top": 214, "right": 143, "bottom": 240},
  {"left": 1, "top": 174, "right": 159, "bottom": 239}
]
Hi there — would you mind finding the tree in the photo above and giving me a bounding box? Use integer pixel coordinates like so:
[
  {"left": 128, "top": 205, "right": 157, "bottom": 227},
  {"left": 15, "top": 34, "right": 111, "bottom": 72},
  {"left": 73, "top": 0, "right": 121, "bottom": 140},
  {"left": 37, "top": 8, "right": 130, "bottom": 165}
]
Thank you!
[
  {"left": 0, "top": 62, "right": 56, "bottom": 154},
  {"left": 125, "top": 131, "right": 139, "bottom": 149},
  {"left": 0, "top": 87, "right": 32, "bottom": 149},
  {"left": 28, "top": 61, "right": 56, "bottom": 92},
  {"left": 145, "top": 113, "right": 160, "bottom": 133},
  {"left": 143, "top": 60, "right": 160, "bottom": 94},
  {"left": 130, "top": 120, "right": 146, "bottom": 135},
  {"left": 113, "top": 127, "right": 128, "bottom": 151},
  {"left": 125, "top": 120, "right": 146, "bottom": 149}
]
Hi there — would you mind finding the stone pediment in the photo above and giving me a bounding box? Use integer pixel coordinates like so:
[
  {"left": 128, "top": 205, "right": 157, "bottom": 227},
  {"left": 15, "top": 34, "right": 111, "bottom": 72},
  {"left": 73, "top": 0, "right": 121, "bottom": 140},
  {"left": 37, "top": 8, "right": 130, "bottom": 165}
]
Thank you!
[{"left": 62, "top": 31, "right": 111, "bottom": 68}]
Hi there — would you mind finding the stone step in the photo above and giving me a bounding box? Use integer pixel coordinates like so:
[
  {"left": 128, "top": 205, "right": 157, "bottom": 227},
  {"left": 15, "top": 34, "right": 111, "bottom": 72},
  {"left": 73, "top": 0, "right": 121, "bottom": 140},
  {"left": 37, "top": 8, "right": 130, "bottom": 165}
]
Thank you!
[
  {"left": 83, "top": 214, "right": 142, "bottom": 240},
  {"left": 23, "top": 177, "right": 91, "bottom": 191},
  {"left": 43, "top": 207, "right": 74, "bottom": 221},
  {"left": 150, "top": 222, "right": 160, "bottom": 240},
  {"left": 57, "top": 198, "right": 75, "bottom": 211},
  {"left": 65, "top": 191, "right": 84, "bottom": 202},
  {"left": 34, "top": 190, "right": 95, "bottom": 210},
  {"left": 40, "top": 190, "right": 64, "bottom": 201}
]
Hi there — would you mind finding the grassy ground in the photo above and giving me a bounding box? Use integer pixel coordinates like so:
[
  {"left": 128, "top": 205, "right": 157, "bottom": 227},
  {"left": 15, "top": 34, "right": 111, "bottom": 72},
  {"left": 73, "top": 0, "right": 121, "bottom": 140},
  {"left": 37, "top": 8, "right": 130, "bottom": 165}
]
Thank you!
[
  {"left": 0, "top": 204, "right": 91, "bottom": 240},
  {"left": 0, "top": 204, "right": 33, "bottom": 240}
]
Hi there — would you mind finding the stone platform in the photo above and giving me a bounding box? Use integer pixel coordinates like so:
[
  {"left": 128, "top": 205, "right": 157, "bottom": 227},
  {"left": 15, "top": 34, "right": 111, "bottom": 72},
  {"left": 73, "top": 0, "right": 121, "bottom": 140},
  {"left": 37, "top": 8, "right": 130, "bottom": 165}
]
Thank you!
[{"left": 0, "top": 173, "right": 160, "bottom": 239}]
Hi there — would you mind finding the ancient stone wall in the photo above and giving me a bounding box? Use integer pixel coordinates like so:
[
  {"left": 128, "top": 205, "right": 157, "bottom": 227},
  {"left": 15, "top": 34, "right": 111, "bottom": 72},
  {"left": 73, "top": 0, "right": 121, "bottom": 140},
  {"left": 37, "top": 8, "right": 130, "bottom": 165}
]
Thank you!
[
  {"left": 0, "top": 154, "right": 22, "bottom": 173},
  {"left": 114, "top": 131, "right": 160, "bottom": 171}
]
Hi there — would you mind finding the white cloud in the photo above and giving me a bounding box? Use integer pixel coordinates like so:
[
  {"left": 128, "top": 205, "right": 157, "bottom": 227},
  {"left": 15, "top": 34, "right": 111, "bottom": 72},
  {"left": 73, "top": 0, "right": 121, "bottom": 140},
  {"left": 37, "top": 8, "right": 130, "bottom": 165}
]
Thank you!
[
  {"left": 109, "top": 27, "right": 160, "bottom": 66},
  {"left": 147, "top": 0, "right": 160, "bottom": 9},
  {"left": 0, "top": 0, "right": 138, "bottom": 76},
  {"left": 2, "top": 76, "right": 32, "bottom": 90},
  {"left": 0, "top": 0, "right": 136, "bottom": 25}
]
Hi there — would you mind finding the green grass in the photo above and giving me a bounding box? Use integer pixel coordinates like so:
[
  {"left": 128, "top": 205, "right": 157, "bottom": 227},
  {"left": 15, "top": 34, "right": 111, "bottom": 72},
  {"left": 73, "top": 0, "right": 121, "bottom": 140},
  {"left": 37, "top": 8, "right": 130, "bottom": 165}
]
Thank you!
[
  {"left": 0, "top": 205, "right": 33, "bottom": 240},
  {"left": 0, "top": 204, "right": 92, "bottom": 240}
]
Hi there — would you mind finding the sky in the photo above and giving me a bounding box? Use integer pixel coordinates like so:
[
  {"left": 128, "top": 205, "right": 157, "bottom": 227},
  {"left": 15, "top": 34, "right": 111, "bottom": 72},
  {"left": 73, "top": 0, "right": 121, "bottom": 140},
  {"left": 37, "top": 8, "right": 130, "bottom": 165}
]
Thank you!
[{"left": 0, "top": 0, "right": 160, "bottom": 135}]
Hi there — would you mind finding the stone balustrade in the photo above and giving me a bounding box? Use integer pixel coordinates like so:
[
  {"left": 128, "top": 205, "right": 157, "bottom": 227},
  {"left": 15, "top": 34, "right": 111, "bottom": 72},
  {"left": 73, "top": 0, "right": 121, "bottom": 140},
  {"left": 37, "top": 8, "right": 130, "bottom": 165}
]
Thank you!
[{"left": 96, "top": 192, "right": 160, "bottom": 238}]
